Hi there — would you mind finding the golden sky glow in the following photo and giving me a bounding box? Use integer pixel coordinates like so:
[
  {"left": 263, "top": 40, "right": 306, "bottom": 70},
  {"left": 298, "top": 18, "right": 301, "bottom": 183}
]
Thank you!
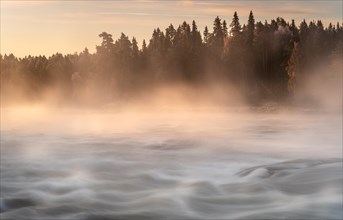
[{"left": 1, "top": 0, "right": 342, "bottom": 57}]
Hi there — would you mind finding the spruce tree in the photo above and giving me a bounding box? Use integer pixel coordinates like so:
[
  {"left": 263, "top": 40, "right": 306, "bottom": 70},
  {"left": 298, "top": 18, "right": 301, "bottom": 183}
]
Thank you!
[
  {"left": 230, "top": 11, "right": 241, "bottom": 37},
  {"left": 212, "top": 16, "right": 224, "bottom": 53},
  {"left": 246, "top": 11, "right": 255, "bottom": 48},
  {"left": 131, "top": 37, "right": 139, "bottom": 58},
  {"left": 203, "top": 26, "right": 209, "bottom": 45},
  {"left": 223, "top": 20, "right": 228, "bottom": 37}
]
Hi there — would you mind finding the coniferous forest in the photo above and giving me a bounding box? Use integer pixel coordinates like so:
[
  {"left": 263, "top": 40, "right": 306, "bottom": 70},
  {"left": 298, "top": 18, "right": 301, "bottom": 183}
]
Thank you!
[{"left": 1, "top": 11, "right": 342, "bottom": 106}]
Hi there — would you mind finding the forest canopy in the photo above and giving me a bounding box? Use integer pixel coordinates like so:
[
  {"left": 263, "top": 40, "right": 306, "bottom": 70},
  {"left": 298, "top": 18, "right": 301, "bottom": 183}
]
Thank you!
[{"left": 1, "top": 11, "right": 342, "bottom": 107}]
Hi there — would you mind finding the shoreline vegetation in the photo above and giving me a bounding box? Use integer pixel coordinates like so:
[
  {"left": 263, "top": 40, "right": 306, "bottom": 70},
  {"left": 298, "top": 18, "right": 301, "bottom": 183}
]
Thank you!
[{"left": 1, "top": 11, "right": 342, "bottom": 108}]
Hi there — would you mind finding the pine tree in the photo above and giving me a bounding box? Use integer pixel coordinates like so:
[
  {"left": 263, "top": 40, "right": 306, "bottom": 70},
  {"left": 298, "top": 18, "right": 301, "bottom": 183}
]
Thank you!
[
  {"left": 299, "top": 19, "right": 308, "bottom": 53},
  {"left": 246, "top": 10, "right": 255, "bottom": 48},
  {"left": 191, "top": 20, "right": 198, "bottom": 33},
  {"left": 131, "top": 37, "right": 139, "bottom": 58},
  {"left": 213, "top": 16, "right": 223, "bottom": 39},
  {"left": 222, "top": 20, "right": 228, "bottom": 37},
  {"left": 115, "top": 33, "right": 132, "bottom": 55},
  {"left": 203, "top": 26, "right": 210, "bottom": 45},
  {"left": 140, "top": 39, "right": 148, "bottom": 68},
  {"left": 290, "top": 19, "right": 299, "bottom": 41},
  {"left": 191, "top": 20, "right": 202, "bottom": 50},
  {"left": 212, "top": 16, "right": 224, "bottom": 53},
  {"left": 97, "top": 32, "right": 114, "bottom": 54},
  {"left": 230, "top": 11, "right": 241, "bottom": 37},
  {"left": 142, "top": 40, "right": 147, "bottom": 53},
  {"left": 165, "top": 24, "right": 176, "bottom": 49}
]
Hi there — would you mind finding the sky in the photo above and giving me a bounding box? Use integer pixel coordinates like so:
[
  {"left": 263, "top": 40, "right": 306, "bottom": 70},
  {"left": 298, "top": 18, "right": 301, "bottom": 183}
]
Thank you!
[{"left": 1, "top": 0, "right": 342, "bottom": 57}]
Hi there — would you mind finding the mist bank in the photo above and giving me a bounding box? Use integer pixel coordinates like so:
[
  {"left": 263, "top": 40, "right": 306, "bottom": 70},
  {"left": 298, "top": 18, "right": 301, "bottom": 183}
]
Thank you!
[
  {"left": 1, "top": 72, "right": 341, "bottom": 114},
  {"left": 1, "top": 13, "right": 342, "bottom": 110}
]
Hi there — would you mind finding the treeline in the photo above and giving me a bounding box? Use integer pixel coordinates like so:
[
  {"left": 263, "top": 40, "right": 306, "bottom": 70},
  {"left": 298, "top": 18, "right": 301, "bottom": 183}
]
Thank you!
[{"left": 1, "top": 11, "right": 342, "bottom": 105}]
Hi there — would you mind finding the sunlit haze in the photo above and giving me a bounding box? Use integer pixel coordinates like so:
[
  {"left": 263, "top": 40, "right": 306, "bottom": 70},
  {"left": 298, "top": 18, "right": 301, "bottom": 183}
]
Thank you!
[{"left": 1, "top": 1, "right": 342, "bottom": 219}]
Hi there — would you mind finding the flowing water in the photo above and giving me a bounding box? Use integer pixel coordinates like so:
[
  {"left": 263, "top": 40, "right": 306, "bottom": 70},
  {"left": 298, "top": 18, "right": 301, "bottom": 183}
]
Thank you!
[{"left": 1, "top": 109, "right": 342, "bottom": 219}]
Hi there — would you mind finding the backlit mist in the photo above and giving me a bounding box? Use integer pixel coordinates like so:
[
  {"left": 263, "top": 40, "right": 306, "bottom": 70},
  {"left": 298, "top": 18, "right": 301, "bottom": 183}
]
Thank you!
[{"left": 1, "top": 1, "right": 342, "bottom": 219}]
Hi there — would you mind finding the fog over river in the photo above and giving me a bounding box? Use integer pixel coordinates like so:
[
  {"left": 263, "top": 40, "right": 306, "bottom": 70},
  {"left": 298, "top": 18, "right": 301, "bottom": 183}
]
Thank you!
[{"left": 1, "top": 108, "right": 342, "bottom": 219}]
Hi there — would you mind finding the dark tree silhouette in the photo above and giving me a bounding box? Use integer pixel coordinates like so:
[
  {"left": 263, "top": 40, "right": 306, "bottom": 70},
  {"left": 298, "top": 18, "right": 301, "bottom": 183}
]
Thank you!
[{"left": 1, "top": 12, "right": 342, "bottom": 105}]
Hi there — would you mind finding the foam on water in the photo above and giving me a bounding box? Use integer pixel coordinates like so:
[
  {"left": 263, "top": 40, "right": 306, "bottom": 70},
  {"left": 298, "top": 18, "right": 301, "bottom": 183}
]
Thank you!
[{"left": 0, "top": 110, "right": 342, "bottom": 219}]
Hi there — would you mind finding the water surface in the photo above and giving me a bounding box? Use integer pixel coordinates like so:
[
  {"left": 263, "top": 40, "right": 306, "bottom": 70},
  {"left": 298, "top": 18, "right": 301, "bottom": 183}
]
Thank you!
[{"left": 1, "top": 109, "right": 342, "bottom": 219}]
